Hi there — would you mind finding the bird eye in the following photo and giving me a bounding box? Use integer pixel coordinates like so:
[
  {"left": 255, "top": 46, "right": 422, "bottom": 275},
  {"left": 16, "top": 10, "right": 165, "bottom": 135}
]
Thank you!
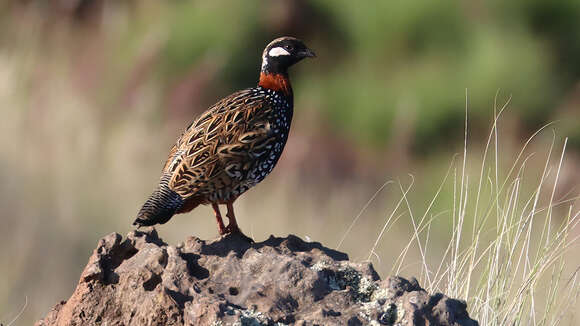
[{"left": 284, "top": 45, "right": 294, "bottom": 51}]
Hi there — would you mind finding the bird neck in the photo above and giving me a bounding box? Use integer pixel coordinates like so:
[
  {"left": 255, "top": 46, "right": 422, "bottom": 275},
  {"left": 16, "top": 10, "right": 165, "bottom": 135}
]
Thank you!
[{"left": 258, "top": 72, "right": 293, "bottom": 97}]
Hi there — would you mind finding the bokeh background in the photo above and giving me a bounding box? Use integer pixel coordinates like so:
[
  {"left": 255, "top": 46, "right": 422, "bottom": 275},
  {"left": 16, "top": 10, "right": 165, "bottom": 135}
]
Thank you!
[{"left": 1, "top": 0, "right": 579, "bottom": 324}]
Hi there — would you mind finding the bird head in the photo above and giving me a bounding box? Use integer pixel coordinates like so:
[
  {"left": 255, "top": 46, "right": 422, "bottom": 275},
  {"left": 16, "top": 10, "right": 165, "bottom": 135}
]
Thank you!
[{"left": 261, "top": 37, "right": 316, "bottom": 75}]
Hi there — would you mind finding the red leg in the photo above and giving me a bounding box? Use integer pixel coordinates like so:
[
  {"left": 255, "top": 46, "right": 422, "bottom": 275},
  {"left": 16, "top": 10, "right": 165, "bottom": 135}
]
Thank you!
[
  {"left": 212, "top": 203, "right": 226, "bottom": 235},
  {"left": 224, "top": 201, "right": 253, "bottom": 242},
  {"left": 224, "top": 201, "right": 240, "bottom": 234}
]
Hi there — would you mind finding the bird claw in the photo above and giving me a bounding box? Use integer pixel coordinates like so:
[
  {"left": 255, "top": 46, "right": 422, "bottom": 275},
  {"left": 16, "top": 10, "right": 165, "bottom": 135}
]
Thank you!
[
  {"left": 220, "top": 225, "right": 254, "bottom": 243},
  {"left": 223, "top": 224, "right": 239, "bottom": 234}
]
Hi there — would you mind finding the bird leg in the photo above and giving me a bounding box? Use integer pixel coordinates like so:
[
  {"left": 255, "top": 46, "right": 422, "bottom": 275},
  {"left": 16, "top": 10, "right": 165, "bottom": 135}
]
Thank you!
[
  {"left": 224, "top": 201, "right": 240, "bottom": 234},
  {"left": 212, "top": 203, "right": 226, "bottom": 235},
  {"left": 224, "top": 201, "right": 254, "bottom": 243}
]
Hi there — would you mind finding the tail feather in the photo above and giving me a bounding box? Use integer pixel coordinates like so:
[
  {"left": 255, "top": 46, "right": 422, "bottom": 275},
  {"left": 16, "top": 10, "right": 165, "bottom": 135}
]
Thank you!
[{"left": 134, "top": 175, "right": 184, "bottom": 226}]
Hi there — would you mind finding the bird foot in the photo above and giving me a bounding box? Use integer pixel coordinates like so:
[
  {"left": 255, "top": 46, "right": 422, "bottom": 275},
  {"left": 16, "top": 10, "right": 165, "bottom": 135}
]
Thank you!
[
  {"left": 223, "top": 224, "right": 239, "bottom": 234},
  {"left": 220, "top": 225, "right": 254, "bottom": 243}
]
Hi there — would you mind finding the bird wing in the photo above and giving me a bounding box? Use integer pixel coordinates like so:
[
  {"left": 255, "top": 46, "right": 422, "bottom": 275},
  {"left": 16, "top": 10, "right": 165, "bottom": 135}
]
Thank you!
[{"left": 164, "top": 89, "right": 275, "bottom": 199}]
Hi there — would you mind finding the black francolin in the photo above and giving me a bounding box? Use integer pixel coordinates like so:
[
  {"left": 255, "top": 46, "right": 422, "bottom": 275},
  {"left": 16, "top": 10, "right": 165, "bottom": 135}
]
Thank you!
[{"left": 134, "top": 37, "right": 315, "bottom": 239}]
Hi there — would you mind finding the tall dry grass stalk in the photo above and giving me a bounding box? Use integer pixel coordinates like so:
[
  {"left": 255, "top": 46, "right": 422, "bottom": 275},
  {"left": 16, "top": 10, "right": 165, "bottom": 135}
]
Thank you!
[{"left": 357, "top": 94, "right": 580, "bottom": 325}]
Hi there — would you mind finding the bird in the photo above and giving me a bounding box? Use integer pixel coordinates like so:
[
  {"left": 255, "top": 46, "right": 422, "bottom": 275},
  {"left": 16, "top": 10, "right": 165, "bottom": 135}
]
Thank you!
[{"left": 133, "top": 37, "right": 315, "bottom": 239}]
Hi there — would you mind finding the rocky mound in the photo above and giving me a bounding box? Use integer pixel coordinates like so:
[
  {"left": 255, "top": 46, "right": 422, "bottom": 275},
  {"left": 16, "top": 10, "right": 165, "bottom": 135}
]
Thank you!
[{"left": 36, "top": 229, "right": 478, "bottom": 326}]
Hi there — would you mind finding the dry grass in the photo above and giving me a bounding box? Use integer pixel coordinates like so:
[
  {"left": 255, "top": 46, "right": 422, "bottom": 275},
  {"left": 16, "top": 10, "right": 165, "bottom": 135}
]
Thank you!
[{"left": 354, "top": 96, "right": 580, "bottom": 325}]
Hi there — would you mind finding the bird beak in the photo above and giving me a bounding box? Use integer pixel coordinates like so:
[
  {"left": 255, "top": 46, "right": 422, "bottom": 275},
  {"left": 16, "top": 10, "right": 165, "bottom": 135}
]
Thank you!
[{"left": 299, "top": 48, "right": 316, "bottom": 58}]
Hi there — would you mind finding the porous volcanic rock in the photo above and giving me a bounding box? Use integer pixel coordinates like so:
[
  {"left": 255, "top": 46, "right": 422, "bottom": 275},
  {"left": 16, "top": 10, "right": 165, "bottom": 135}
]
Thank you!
[{"left": 36, "top": 229, "right": 478, "bottom": 326}]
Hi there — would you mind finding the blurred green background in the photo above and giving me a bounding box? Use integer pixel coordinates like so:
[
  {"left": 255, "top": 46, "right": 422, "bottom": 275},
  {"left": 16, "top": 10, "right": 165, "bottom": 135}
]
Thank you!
[{"left": 0, "top": 0, "right": 579, "bottom": 324}]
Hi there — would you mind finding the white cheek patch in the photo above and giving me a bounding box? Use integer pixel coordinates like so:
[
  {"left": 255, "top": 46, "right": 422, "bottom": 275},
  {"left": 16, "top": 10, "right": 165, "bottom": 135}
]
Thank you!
[{"left": 268, "top": 47, "right": 291, "bottom": 57}]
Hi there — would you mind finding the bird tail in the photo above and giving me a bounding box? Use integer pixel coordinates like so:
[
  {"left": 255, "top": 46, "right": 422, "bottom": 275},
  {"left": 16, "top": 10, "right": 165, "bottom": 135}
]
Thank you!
[{"left": 133, "top": 175, "right": 184, "bottom": 226}]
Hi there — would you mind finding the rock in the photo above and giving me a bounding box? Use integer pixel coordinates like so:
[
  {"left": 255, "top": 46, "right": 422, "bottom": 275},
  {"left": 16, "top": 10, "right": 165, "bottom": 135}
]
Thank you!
[{"left": 36, "top": 228, "right": 479, "bottom": 326}]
